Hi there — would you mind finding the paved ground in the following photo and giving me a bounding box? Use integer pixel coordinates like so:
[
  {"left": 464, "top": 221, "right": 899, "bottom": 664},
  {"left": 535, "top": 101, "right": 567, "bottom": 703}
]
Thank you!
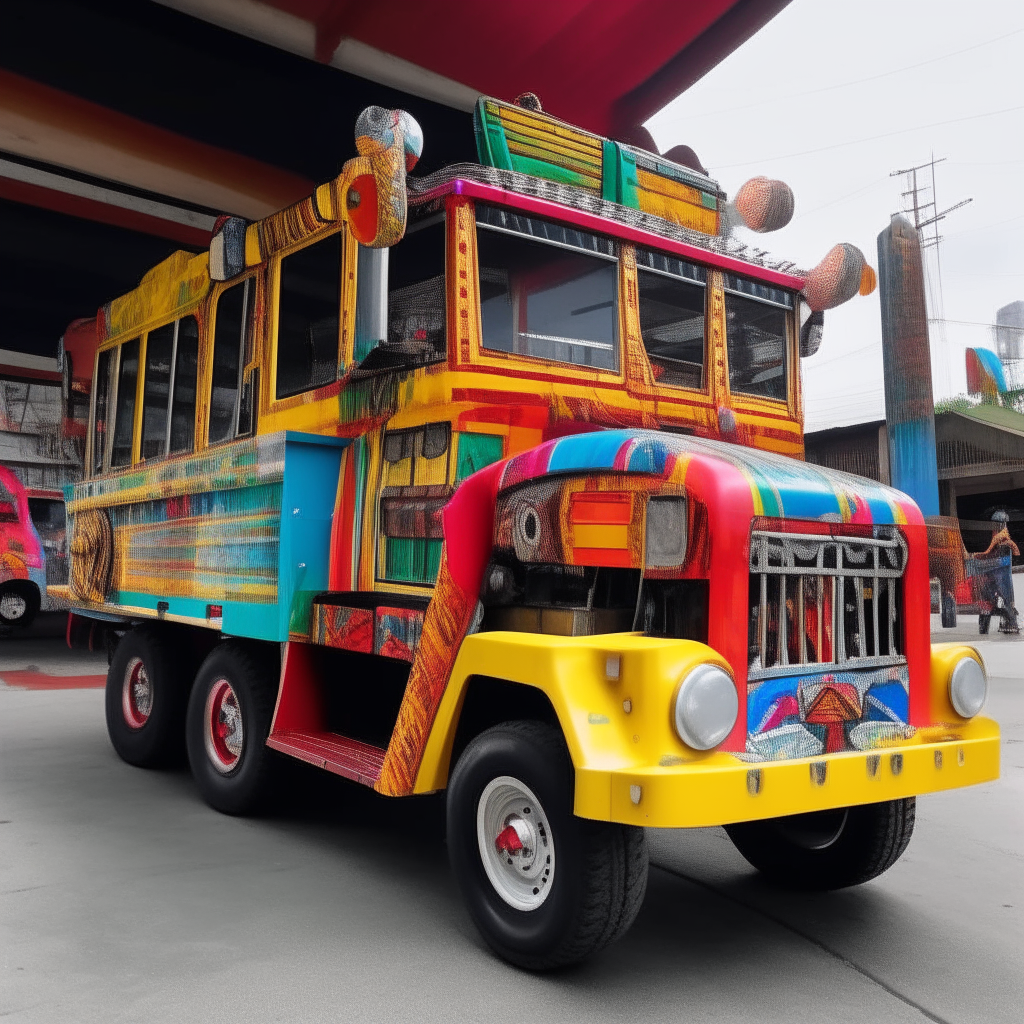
[{"left": 1, "top": 623, "right": 1021, "bottom": 1023}]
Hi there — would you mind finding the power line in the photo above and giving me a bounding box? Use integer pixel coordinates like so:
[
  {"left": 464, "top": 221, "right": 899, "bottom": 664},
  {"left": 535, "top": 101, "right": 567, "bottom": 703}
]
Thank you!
[
  {"left": 712, "top": 103, "right": 1024, "bottom": 171},
  {"left": 930, "top": 317, "right": 1024, "bottom": 333},
  {"left": 655, "top": 27, "right": 1024, "bottom": 124}
]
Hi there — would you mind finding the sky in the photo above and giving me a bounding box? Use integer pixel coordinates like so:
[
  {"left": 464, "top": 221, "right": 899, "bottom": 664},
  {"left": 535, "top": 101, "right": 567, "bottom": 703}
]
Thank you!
[{"left": 645, "top": 0, "right": 1024, "bottom": 431}]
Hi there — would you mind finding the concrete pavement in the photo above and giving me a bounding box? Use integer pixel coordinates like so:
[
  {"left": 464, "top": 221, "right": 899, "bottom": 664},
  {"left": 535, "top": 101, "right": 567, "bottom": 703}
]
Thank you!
[{"left": 0, "top": 632, "right": 1021, "bottom": 1023}]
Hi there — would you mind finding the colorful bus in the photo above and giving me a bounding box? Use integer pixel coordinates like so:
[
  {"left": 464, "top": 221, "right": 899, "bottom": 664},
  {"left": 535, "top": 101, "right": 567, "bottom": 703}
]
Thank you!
[{"left": 53, "top": 100, "right": 998, "bottom": 969}]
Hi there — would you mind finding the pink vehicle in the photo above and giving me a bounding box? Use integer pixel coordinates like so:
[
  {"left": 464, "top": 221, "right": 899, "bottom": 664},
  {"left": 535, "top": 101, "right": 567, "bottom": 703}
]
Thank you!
[{"left": 0, "top": 465, "right": 48, "bottom": 632}]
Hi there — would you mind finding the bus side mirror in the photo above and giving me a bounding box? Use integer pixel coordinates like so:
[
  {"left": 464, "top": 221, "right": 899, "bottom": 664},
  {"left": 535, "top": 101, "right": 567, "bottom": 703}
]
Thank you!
[
  {"left": 345, "top": 107, "right": 423, "bottom": 250},
  {"left": 800, "top": 308, "right": 824, "bottom": 357}
]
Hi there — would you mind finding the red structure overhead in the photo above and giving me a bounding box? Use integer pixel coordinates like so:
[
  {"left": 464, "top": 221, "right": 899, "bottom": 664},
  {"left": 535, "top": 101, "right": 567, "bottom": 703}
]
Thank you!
[{"left": 255, "top": 0, "right": 791, "bottom": 136}]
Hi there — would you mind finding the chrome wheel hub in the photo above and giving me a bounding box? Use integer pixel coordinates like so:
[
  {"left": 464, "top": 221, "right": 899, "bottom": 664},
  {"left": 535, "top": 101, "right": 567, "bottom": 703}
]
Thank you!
[
  {"left": 204, "top": 678, "right": 243, "bottom": 774},
  {"left": 476, "top": 776, "right": 555, "bottom": 911}
]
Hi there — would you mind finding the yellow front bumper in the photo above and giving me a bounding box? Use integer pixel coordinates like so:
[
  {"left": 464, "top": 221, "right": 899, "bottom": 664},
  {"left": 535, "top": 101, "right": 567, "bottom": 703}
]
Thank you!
[
  {"left": 418, "top": 632, "right": 1000, "bottom": 827},
  {"left": 574, "top": 716, "right": 999, "bottom": 828}
]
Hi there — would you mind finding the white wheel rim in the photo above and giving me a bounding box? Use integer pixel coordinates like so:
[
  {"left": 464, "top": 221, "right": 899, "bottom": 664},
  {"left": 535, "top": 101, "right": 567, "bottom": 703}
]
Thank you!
[
  {"left": 121, "top": 656, "right": 152, "bottom": 729},
  {"left": 204, "top": 678, "right": 243, "bottom": 774},
  {"left": 476, "top": 775, "right": 555, "bottom": 911},
  {"left": 0, "top": 592, "right": 27, "bottom": 622}
]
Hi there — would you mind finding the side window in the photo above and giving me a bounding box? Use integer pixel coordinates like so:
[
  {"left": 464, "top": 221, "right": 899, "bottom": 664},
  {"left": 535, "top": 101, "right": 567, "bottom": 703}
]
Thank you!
[
  {"left": 353, "top": 216, "right": 446, "bottom": 373},
  {"left": 110, "top": 337, "right": 140, "bottom": 468},
  {"left": 636, "top": 248, "right": 707, "bottom": 390},
  {"left": 275, "top": 234, "right": 341, "bottom": 399},
  {"left": 169, "top": 316, "right": 199, "bottom": 454},
  {"left": 210, "top": 280, "right": 253, "bottom": 442},
  {"left": 725, "top": 275, "right": 793, "bottom": 402},
  {"left": 92, "top": 348, "right": 114, "bottom": 474},
  {"left": 141, "top": 322, "right": 175, "bottom": 459},
  {"left": 476, "top": 206, "right": 618, "bottom": 371}
]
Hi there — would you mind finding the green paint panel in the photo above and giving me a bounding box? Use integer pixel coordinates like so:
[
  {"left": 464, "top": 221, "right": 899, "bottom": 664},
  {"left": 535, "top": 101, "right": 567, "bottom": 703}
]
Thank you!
[
  {"left": 601, "top": 140, "right": 619, "bottom": 202},
  {"left": 385, "top": 537, "right": 442, "bottom": 584},
  {"left": 456, "top": 432, "right": 505, "bottom": 482},
  {"left": 509, "top": 153, "right": 594, "bottom": 188}
]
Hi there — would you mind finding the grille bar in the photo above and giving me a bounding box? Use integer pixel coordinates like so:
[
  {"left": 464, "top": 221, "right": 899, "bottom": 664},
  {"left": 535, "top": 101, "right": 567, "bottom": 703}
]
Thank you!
[{"left": 748, "top": 527, "right": 907, "bottom": 680}]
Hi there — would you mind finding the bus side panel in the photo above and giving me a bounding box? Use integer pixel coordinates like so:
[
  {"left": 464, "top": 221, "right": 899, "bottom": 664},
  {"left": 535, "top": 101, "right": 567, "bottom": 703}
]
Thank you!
[
  {"left": 65, "top": 432, "right": 344, "bottom": 643},
  {"left": 274, "top": 433, "right": 348, "bottom": 642}
]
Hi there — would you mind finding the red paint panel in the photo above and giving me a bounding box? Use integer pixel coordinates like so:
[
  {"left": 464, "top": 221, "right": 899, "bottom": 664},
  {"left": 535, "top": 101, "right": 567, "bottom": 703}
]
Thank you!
[
  {"left": 270, "top": 640, "right": 323, "bottom": 734},
  {"left": 451, "top": 388, "right": 550, "bottom": 407},
  {"left": 570, "top": 491, "right": 631, "bottom": 525},
  {"left": 572, "top": 547, "right": 633, "bottom": 567}
]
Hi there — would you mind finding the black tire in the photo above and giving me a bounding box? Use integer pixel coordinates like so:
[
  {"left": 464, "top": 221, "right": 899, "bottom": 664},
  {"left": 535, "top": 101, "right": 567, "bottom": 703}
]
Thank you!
[
  {"left": 447, "top": 720, "right": 648, "bottom": 970},
  {"left": 979, "top": 613, "right": 991, "bottom": 635},
  {"left": 941, "top": 592, "right": 957, "bottom": 628},
  {"left": 0, "top": 580, "right": 40, "bottom": 633},
  {"left": 185, "top": 640, "right": 279, "bottom": 816},
  {"left": 725, "top": 797, "right": 916, "bottom": 890},
  {"left": 105, "top": 624, "right": 189, "bottom": 767}
]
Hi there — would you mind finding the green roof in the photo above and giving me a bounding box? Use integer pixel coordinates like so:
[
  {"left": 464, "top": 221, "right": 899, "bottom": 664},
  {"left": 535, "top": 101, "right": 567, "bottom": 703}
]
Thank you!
[{"left": 955, "top": 404, "right": 1024, "bottom": 437}]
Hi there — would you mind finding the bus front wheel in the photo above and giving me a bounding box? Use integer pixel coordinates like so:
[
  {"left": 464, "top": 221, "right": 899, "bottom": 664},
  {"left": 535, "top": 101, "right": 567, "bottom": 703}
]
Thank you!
[
  {"left": 447, "top": 720, "right": 649, "bottom": 970},
  {"left": 725, "top": 797, "right": 916, "bottom": 890}
]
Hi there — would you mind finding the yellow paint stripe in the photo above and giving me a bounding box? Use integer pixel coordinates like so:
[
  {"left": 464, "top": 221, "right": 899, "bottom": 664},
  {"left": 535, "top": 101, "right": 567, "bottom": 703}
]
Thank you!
[
  {"left": 501, "top": 125, "right": 602, "bottom": 162},
  {"left": 573, "top": 524, "right": 629, "bottom": 549},
  {"left": 635, "top": 167, "right": 703, "bottom": 204}
]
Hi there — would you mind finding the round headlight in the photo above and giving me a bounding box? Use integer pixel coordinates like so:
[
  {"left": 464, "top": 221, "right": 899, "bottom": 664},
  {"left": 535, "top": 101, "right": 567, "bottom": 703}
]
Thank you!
[
  {"left": 673, "top": 664, "right": 738, "bottom": 751},
  {"left": 949, "top": 655, "right": 987, "bottom": 718}
]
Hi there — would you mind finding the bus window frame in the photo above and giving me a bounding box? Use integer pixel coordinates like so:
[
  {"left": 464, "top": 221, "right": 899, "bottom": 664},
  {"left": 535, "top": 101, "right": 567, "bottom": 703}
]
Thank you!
[
  {"left": 720, "top": 273, "right": 798, "bottom": 415},
  {"left": 139, "top": 317, "right": 193, "bottom": 464},
  {"left": 633, "top": 245, "right": 711, "bottom": 399},
  {"left": 102, "top": 335, "right": 142, "bottom": 472},
  {"left": 206, "top": 273, "right": 259, "bottom": 448},
  {"left": 267, "top": 227, "right": 345, "bottom": 410},
  {"left": 468, "top": 203, "right": 625, "bottom": 383},
  {"left": 88, "top": 344, "right": 118, "bottom": 478}
]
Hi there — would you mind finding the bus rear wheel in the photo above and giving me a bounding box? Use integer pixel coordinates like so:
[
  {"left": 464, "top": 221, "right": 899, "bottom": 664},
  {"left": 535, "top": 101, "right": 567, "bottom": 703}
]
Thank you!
[
  {"left": 724, "top": 797, "right": 916, "bottom": 890},
  {"left": 447, "top": 721, "right": 648, "bottom": 970},
  {"left": 185, "top": 641, "right": 278, "bottom": 816},
  {"left": 105, "top": 624, "right": 188, "bottom": 767}
]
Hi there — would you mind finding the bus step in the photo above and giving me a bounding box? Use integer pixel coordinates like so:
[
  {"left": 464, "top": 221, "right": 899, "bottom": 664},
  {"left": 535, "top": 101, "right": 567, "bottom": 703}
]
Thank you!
[{"left": 267, "top": 730, "right": 386, "bottom": 786}]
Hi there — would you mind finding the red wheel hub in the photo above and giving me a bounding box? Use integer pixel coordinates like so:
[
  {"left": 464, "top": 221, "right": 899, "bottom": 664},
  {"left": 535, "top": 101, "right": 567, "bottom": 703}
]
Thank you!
[{"left": 121, "top": 657, "right": 152, "bottom": 730}]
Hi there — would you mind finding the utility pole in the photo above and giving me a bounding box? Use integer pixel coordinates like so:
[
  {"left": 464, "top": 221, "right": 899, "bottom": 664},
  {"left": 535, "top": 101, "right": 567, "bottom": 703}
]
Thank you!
[
  {"left": 890, "top": 156, "right": 972, "bottom": 293},
  {"left": 889, "top": 157, "right": 972, "bottom": 397}
]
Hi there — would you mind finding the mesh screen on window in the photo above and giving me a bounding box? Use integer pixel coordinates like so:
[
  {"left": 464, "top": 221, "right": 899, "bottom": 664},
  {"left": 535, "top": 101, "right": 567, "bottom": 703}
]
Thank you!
[{"left": 276, "top": 234, "right": 341, "bottom": 398}]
